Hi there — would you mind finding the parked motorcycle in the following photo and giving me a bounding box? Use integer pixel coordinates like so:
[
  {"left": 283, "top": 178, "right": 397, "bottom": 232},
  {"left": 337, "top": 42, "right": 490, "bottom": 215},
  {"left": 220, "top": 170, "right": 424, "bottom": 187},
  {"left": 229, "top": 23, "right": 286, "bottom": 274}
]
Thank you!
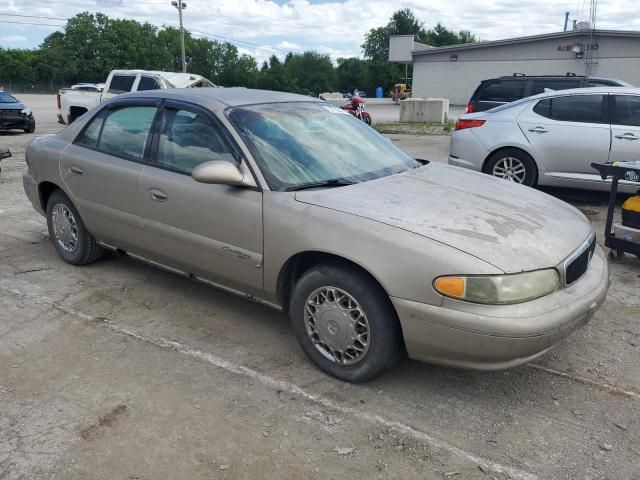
[{"left": 340, "top": 96, "right": 371, "bottom": 125}]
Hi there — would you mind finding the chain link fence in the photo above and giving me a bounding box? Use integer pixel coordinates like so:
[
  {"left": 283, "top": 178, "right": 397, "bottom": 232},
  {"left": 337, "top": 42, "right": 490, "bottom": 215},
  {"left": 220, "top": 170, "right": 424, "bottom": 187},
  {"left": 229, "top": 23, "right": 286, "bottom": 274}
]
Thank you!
[{"left": 0, "top": 81, "right": 66, "bottom": 94}]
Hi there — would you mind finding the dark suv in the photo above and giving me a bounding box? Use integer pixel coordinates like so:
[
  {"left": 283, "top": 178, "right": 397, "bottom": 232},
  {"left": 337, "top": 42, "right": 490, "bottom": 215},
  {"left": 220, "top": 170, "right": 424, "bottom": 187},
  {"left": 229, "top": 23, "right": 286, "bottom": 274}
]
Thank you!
[{"left": 465, "top": 73, "right": 632, "bottom": 113}]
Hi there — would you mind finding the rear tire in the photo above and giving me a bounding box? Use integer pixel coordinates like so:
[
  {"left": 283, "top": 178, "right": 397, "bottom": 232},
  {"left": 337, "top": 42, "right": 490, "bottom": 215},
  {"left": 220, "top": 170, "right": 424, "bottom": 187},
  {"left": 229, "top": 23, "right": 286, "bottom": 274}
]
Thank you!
[
  {"left": 290, "top": 263, "right": 403, "bottom": 382},
  {"left": 485, "top": 148, "right": 537, "bottom": 187},
  {"left": 46, "top": 190, "right": 104, "bottom": 265}
]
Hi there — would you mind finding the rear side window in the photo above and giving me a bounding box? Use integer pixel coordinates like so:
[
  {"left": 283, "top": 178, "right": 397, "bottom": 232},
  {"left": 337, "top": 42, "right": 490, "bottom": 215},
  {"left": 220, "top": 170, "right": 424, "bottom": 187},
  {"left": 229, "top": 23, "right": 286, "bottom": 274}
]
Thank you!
[
  {"left": 75, "top": 106, "right": 158, "bottom": 161},
  {"left": 586, "top": 79, "right": 617, "bottom": 87},
  {"left": 612, "top": 95, "right": 640, "bottom": 126},
  {"left": 108, "top": 75, "right": 136, "bottom": 94},
  {"left": 478, "top": 80, "right": 525, "bottom": 103},
  {"left": 137, "top": 76, "right": 161, "bottom": 91},
  {"left": 533, "top": 95, "right": 605, "bottom": 123},
  {"left": 530, "top": 79, "right": 581, "bottom": 95}
]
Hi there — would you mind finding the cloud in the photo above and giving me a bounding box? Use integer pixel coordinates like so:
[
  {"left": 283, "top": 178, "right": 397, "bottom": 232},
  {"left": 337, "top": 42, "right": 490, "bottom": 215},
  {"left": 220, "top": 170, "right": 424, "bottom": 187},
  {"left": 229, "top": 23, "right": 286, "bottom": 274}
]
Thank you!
[
  {"left": 0, "top": 35, "right": 28, "bottom": 44},
  {"left": 5, "top": 0, "right": 640, "bottom": 61}
]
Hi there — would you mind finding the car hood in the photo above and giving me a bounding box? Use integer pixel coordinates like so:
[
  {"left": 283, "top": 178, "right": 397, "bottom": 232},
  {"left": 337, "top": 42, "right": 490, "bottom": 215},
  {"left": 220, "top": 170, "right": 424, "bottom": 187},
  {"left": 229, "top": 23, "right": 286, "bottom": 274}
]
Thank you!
[
  {"left": 294, "top": 163, "right": 592, "bottom": 273},
  {"left": 0, "top": 102, "right": 24, "bottom": 111}
]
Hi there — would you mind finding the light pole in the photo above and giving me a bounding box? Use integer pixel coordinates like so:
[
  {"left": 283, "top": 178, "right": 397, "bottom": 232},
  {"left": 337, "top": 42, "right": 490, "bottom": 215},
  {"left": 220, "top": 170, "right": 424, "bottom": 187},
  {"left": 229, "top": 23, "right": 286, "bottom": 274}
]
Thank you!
[{"left": 171, "top": 0, "right": 187, "bottom": 73}]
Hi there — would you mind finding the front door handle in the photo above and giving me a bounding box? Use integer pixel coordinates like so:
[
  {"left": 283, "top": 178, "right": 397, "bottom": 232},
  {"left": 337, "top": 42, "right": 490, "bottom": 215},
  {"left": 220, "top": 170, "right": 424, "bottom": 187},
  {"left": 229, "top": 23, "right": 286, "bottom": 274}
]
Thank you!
[
  {"left": 528, "top": 127, "right": 548, "bottom": 134},
  {"left": 614, "top": 133, "right": 639, "bottom": 140},
  {"left": 148, "top": 188, "right": 168, "bottom": 202},
  {"left": 69, "top": 166, "right": 83, "bottom": 175}
]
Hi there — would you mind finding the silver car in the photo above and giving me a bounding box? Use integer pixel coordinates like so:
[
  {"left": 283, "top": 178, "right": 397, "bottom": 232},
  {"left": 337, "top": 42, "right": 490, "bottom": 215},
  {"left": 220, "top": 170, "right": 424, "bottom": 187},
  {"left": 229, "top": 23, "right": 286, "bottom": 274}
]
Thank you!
[
  {"left": 23, "top": 88, "right": 609, "bottom": 382},
  {"left": 449, "top": 87, "right": 640, "bottom": 193}
]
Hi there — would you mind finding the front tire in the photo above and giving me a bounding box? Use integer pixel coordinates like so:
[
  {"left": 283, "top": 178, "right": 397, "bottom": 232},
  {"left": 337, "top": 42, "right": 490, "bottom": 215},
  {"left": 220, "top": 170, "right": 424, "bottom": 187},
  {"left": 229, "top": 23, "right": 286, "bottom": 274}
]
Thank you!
[
  {"left": 23, "top": 120, "right": 35, "bottom": 133},
  {"left": 290, "top": 263, "right": 403, "bottom": 382},
  {"left": 485, "top": 148, "right": 537, "bottom": 187},
  {"left": 46, "top": 190, "right": 104, "bottom": 265}
]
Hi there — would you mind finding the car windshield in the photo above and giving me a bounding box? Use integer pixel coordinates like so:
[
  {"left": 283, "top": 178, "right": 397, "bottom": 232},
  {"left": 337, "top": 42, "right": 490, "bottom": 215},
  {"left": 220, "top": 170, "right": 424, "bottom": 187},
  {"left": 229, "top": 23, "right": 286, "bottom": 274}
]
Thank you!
[
  {"left": 228, "top": 102, "right": 419, "bottom": 190},
  {"left": 0, "top": 91, "right": 18, "bottom": 103}
]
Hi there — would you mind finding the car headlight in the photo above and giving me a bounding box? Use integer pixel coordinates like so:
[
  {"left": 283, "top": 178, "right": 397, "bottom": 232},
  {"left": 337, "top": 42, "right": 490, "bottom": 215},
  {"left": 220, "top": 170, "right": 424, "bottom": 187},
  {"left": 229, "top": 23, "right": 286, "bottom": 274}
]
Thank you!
[
  {"left": 21, "top": 107, "right": 32, "bottom": 116},
  {"left": 433, "top": 269, "right": 560, "bottom": 305}
]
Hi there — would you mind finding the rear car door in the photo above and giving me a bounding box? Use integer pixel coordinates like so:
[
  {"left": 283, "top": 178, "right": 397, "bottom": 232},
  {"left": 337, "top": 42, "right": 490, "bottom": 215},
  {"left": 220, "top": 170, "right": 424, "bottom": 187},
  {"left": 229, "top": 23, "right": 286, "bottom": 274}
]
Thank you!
[
  {"left": 609, "top": 94, "right": 640, "bottom": 163},
  {"left": 60, "top": 100, "right": 160, "bottom": 249},
  {"left": 517, "top": 94, "right": 611, "bottom": 179},
  {"left": 140, "top": 101, "right": 264, "bottom": 295}
]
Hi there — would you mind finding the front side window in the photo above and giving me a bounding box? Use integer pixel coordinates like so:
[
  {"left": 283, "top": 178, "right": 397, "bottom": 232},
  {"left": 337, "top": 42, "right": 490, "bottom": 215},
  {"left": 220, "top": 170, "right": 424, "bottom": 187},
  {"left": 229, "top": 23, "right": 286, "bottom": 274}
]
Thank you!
[
  {"left": 137, "top": 76, "right": 161, "bottom": 91},
  {"left": 75, "top": 106, "right": 157, "bottom": 160},
  {"left": 228, "top": 102, "right": 419, "bottom": 190},
  {"left": 155, "top": 108, "right": 236, "bottom": 174},
  {"left": 533, "top": 95, "right": 605, "bottom": 123},
  {"left": 108, "top": 75, "right": 136, "bottom": 94},
  {"left": 479, "top": 80, "right": 525, "bottom": 103},
  {"left": 612, "top": 95, "right": 640, "bottom": 127}
]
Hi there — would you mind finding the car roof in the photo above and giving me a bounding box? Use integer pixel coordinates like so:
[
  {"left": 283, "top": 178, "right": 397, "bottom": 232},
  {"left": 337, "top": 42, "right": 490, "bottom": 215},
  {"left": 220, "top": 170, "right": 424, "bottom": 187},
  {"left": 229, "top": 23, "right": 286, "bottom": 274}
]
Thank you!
[{"left": 112, "top": 87, "right": 322, "bottom": 110}]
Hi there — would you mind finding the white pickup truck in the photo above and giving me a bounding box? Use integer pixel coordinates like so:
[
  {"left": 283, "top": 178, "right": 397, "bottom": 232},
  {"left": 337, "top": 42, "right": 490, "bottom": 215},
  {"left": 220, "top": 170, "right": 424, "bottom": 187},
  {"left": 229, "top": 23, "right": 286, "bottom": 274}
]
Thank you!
[{"left": 57, "top": 69, "right": 215, "bottom": 124}]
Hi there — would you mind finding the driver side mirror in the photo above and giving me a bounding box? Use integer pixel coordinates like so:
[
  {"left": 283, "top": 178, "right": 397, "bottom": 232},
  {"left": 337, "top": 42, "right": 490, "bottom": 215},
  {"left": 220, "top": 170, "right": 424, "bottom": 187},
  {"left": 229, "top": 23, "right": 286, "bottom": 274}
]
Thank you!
[
  {"left": 192, "top": 160, "right": 257, "bottom": 188},
  {"left": 0, "top": 147, "right": 11, "bottom": 160}
]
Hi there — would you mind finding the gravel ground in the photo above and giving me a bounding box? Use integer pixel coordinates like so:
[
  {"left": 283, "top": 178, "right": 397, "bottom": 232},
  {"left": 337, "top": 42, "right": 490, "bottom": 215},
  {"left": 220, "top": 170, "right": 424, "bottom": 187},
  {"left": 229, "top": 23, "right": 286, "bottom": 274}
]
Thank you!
[{"left": 0, "top": 95, "right": 639, "bottom": 480}]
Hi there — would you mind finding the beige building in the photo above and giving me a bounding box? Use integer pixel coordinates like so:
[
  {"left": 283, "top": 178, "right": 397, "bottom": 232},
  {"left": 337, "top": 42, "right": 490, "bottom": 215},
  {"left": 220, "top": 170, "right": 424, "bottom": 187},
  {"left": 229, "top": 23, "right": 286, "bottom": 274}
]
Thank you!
[{"left": 389, "top": 29, "right": 640, "bottom": 105}]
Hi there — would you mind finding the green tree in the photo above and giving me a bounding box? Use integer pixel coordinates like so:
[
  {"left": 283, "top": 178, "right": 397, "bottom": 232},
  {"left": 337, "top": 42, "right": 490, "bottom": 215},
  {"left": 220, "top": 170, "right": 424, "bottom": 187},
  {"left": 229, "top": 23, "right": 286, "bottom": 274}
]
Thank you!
[{"left": 284, "top": 51, "right": 335, "bottom": 94}]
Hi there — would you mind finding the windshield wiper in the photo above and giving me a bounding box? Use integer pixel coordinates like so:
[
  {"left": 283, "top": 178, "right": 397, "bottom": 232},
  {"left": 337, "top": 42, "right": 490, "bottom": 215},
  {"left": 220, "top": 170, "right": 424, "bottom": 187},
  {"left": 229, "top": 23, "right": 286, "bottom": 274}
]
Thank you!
[{"left": 285, "top": 178, "right": 357, "bottom": 191}]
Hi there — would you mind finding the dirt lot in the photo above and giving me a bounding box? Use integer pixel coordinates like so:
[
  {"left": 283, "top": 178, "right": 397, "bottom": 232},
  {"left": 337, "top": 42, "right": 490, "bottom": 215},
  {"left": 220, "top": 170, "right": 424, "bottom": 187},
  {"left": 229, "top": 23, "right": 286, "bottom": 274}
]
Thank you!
[{"left": 1, "top": 95, "right": 639, "bottom": 480}]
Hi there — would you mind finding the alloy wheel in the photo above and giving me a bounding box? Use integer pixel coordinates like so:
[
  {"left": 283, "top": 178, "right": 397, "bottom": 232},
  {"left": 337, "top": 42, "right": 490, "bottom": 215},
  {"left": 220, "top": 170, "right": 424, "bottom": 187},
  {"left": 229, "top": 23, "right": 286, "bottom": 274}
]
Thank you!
[{"left": 492, "top": 156, "right": 526, "bottom": 183}]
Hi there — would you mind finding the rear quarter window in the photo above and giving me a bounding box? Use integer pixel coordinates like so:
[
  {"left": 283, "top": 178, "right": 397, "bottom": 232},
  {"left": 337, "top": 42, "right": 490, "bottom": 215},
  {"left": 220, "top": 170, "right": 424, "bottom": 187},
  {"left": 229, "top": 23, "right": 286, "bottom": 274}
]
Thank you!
[{"left": 478, "top": 80, "right": 525, "bottom": 103}]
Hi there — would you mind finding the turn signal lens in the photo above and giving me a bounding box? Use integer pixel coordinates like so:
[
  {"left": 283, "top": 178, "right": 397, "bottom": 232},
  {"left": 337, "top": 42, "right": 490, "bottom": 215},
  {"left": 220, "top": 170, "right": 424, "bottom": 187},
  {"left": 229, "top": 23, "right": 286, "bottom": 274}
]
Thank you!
[
  {"left": 433, "top": 277, "right": 465, "bottom": 298},
  {"left": 433, "top": 269, "right": 560, "bottom": 305},
  {"left": 454, "top": 119, "right": 486, "bottom": 131}
]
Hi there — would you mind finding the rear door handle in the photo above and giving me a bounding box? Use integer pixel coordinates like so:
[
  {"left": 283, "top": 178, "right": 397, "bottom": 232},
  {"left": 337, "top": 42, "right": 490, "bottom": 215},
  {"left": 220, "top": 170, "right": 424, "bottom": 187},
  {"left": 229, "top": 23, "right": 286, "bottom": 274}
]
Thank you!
[
  {"left": 69, "top": 166, "right": 83, "bottom": 175},
  {"left": 528, "top": 127, "right": 548, "bottom": 133},
  {"left": 148, "top": 188, "right": 168, "bottom": 202},
  {"left": 614, "top": 133, "right": 639, "bottom": 140}
]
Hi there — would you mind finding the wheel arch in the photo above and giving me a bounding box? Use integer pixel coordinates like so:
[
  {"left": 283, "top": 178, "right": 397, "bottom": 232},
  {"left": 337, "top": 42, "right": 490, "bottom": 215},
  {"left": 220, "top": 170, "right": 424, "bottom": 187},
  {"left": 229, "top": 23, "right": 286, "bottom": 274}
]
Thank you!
[
  {"left": 276, "top": 251, "right": 393, "bottom": 314},
  {"left": 38, "top": 181, "right": 63, "bottom": 212}
]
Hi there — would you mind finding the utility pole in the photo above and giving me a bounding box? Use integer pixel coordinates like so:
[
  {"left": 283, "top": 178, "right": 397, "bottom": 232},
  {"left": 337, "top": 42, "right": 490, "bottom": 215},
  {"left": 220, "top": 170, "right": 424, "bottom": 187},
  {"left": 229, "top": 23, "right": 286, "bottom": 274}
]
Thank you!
[
  {"left": 171, "top": 0, "right": 187, "bottom": 73},
  {"left": 563, "top": 11, "right": 570, "bottom": 32}
]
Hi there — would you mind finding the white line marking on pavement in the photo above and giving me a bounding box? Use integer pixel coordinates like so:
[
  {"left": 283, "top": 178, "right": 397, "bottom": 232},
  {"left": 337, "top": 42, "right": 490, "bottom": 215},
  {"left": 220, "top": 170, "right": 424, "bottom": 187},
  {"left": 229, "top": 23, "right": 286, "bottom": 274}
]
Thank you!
[
  {"left": 527, "top": 364, "right": 640, "bottom": 401},
  {"left": 1, "top": 284, "right": 537, "bottom": 480}
]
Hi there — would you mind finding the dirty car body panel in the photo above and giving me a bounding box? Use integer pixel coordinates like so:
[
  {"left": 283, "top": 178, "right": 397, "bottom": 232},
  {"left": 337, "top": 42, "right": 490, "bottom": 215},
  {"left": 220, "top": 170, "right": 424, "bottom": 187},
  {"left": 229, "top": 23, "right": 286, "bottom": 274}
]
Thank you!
[{"left": 23, "top": 88, "right": 610, "bottom": 377}]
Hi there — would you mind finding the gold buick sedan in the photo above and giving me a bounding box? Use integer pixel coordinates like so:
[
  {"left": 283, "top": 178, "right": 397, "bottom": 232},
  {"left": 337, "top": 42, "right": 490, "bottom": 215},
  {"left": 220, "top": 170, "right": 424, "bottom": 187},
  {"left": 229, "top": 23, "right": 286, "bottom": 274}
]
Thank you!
[{"left": 23, "top": 88, "right": 609, "bottom": 382}]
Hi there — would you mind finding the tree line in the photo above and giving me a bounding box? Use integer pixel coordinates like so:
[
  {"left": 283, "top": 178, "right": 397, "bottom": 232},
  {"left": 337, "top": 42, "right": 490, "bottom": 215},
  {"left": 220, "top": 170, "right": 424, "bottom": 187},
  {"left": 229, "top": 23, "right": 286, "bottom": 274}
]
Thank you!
[{"left": 0, "top": 9, "right": 477, "bottom": 95}]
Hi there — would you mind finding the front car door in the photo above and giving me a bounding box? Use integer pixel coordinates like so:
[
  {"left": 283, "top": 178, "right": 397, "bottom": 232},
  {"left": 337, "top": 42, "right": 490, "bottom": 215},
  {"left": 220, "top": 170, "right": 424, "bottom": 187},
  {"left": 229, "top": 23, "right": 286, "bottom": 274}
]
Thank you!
[
  {"left": 60, "top": 100, "right": 160, "bottom": 250},
  {"left": 140, "top": 101, "right": 263, "bottom": 295},
  {"left": 609, "top": 94, "right": 640, "bottom": 164},
  {"left": 517, "top": 93, "right": 611, "bottom": 183}
]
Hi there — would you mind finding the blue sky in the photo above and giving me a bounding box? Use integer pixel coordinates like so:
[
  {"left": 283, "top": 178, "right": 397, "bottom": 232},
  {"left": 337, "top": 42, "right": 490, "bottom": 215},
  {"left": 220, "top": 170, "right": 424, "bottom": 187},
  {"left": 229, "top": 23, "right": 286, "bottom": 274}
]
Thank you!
[{"left": 1, "top": 0, "right": 638, "bottom": 65}]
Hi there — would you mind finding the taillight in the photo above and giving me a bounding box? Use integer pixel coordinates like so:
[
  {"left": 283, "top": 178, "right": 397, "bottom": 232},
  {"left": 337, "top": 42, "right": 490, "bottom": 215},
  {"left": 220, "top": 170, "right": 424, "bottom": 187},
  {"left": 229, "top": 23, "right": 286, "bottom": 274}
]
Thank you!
[
  {"left": 56, "top": 93, "right": 61, "bottom": 109},
  {"left": 454, "top": 119, "right": 486, "bottom": 131},
  {"left": 465, "top": 102, "right": 475, "bottom": 113}
]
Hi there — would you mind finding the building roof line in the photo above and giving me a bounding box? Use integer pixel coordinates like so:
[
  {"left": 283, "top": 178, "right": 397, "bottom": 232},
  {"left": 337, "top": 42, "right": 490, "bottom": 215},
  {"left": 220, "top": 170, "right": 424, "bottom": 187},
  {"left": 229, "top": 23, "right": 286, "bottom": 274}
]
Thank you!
[{"left": 411, "top": 29, "right": 640, "bottom": 56}]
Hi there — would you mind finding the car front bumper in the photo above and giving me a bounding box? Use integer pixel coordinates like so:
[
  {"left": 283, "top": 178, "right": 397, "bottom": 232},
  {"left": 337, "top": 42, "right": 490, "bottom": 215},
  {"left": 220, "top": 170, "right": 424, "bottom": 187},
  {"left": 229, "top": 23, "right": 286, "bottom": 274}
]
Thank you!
[
  {"left": 392, "top": 245, "right": 610, "bottom": 370},
  {"left": 0, "top": 111, "right": 34, "bottom": 130}
]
